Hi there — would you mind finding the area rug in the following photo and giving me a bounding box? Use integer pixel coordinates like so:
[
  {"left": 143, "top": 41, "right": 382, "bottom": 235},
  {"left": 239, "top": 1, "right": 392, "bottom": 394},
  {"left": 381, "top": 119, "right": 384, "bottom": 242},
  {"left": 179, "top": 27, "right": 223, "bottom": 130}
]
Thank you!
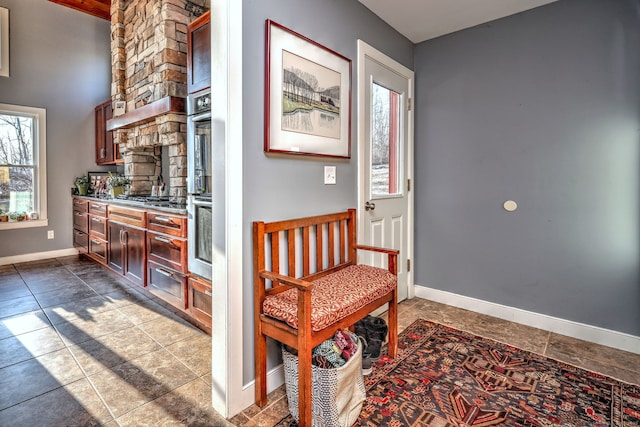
[{"left": 276, "top": 319, "right": 640, "bottom": 426}]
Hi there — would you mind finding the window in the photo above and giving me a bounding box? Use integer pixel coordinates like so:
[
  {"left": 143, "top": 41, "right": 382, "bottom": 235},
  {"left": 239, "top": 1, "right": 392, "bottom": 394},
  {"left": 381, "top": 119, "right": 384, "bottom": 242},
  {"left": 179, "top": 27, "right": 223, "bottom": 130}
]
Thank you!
[{"left": 0, "top": 104, "right": 47, "bottom": 229}]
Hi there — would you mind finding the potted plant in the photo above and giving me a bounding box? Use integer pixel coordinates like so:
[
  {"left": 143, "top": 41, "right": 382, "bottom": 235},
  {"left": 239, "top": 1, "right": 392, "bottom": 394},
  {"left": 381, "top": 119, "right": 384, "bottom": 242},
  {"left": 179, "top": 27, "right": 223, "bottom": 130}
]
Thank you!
[
  {"left": 0, "top": 208, "right": 7, "bottom": 222},
  {"left": 9, "top": 211, "right": 27, "bottom": 222},
  {"left": 75, "top": 175, "right": 90, "bottom": 196},
  {"left": 107, "top": 172, "right": 131, "bottom": 198}
]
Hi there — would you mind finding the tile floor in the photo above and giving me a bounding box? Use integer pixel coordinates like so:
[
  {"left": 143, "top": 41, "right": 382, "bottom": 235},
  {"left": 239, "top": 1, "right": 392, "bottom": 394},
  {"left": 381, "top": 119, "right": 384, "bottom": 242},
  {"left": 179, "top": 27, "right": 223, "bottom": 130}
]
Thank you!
[{"left": 1, "top": 256, "right": 639, "bottom": 426}]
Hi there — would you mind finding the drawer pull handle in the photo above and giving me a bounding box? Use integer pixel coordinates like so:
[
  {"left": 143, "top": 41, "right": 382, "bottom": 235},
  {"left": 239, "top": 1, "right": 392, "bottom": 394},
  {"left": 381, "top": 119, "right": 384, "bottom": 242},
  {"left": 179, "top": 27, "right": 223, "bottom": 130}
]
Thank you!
[
  {"left": 91, "top": 239, "right": 101, "bottom": 244},
  {"left": 154, "top": 216, "right": 172, "bottom": 223},
  {"left": 155, "top": 236, "right": 173, "bottom": 244},
  {"left": 204, "top": 290, "right": 212, "bottom": 297},
  {"left": 92, "top": 217, "right": 102, "bottom": 222},
  {"left": 155, "top": 268, "right": 173, "bottom": 277}
]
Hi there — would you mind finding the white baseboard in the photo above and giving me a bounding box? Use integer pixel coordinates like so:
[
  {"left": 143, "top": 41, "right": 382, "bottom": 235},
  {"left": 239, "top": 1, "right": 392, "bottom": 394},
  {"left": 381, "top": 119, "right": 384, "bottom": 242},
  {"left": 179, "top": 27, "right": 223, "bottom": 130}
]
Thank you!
[
  {"left": 415, "top": 285, "right": 640, "bottom": 355},
  {"left": 238, "top": 364, "right": 285, "bottom": 415},
  {"left": 0, "top": 248, "right": 80, "bottom": 266}
]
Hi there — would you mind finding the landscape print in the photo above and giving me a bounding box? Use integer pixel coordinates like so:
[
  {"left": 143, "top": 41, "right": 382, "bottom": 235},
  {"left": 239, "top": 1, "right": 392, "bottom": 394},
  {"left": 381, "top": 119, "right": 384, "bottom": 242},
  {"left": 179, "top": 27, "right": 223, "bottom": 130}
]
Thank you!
[{"left": 281, "top": 50, "right": 341, "bottom": 139}]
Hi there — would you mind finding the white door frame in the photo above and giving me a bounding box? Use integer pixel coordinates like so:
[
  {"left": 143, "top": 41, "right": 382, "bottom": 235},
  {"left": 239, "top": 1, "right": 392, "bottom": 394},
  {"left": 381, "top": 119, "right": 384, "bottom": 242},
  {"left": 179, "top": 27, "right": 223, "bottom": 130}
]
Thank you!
[{"left": 357, "top": 40, "right": 415, "bottom": 300}]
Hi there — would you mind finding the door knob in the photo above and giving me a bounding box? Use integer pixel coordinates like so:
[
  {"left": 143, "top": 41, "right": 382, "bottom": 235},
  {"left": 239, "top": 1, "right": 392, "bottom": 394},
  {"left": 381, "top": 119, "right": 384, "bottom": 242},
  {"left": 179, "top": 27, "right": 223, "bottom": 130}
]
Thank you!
[{"left": 364, "top": 201, "right": 376, "bottom": 211}]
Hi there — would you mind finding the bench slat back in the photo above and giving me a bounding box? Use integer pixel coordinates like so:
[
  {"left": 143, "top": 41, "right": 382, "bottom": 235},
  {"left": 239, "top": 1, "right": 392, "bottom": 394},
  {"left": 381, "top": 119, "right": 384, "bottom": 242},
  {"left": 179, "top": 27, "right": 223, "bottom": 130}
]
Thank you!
[{"left": 254, "top": 209, "right": 357, "bottom": 291}]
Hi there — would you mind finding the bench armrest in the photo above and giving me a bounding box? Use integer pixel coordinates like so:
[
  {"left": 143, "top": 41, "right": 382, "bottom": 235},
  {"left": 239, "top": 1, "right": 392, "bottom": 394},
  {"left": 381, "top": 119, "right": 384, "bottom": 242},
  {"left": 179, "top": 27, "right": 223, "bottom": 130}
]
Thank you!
[
  {"left": 355, "top": 244, "right": 399, "bottom": 255},
  {"left": 259, "top": 270, "right": 314, "bottom": 291}
]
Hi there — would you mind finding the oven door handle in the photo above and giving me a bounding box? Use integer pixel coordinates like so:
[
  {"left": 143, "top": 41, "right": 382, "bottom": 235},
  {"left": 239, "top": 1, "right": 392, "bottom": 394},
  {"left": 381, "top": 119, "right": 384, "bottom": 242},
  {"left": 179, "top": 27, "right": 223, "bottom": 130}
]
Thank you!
[
  {"left": 191, "top": 199, "right": 212, "bottom": 208},
  {"left": 190, "top": 112, "right": 211, "bottom": 123}
]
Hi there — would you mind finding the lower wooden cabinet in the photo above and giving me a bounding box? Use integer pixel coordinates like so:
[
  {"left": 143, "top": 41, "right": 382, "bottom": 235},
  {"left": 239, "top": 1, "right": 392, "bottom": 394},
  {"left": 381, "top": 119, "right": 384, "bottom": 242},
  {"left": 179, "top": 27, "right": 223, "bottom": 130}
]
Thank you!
[
  {"left": 108, "top": 221, "right": 146, "bottom": 287},
  {"left": 188, "top": 275, "right": 212, "bottom": 327},
  {"left": 72, "top": 197, "right": 212, "bottom": 333},
  {"left": 148, "top": 261, "right": 188, "bottom": 309}
]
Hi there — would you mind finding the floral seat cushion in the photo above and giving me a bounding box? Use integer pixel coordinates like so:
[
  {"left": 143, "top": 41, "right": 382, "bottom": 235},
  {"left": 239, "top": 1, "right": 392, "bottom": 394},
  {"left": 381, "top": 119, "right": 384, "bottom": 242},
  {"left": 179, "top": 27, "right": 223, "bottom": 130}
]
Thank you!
[{"left": 262, "top": 264, "right": 397, "bottom": 332}]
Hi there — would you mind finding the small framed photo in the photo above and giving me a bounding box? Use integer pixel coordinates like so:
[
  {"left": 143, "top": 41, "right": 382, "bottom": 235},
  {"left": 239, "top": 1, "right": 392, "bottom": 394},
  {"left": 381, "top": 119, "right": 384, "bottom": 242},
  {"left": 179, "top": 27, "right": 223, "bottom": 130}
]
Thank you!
[{"left": 265, "top": 20, "right": 352, "bottom": 158}]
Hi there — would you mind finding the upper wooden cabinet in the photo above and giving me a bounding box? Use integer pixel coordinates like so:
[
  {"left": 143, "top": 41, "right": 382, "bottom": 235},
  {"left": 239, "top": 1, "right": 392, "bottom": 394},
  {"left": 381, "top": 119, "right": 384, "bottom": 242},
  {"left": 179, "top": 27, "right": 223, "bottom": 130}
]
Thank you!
[
  {"left": 95, "top": 100, "right": 122, "bottom": 165},
  {"left": 187, "top": 11, "right": 211, "bottom": 94}
]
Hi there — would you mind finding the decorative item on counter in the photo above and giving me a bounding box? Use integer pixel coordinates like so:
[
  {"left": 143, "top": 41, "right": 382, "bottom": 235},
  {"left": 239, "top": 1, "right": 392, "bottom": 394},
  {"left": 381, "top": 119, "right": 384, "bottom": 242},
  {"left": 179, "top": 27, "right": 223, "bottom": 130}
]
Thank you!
[
  {"left": 9, "top": 211, "right": 27, "bottom": 222},
  {"left": 0, "top": 209, "right": 7, "bottom": 222},
  {"left": 106, "top": 172, "right": 131, "bottom": 198},
  {"left": 74, "top": 175, "right": 90, "bottom": 196}
]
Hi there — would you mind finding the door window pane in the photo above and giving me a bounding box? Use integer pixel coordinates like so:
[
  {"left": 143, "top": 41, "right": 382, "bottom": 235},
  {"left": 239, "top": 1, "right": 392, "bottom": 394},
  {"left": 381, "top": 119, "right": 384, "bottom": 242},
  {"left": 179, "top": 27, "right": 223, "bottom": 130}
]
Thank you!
[{"left": 371, "top": 83, "right": 400, "bottom": 197}]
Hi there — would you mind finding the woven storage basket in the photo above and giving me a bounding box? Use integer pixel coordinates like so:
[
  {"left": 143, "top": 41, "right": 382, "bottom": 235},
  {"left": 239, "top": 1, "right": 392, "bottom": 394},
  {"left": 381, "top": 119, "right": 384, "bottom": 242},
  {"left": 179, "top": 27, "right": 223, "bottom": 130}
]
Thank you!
[{"left": 282, "top": 340, "right": 366, "bottom": 427}]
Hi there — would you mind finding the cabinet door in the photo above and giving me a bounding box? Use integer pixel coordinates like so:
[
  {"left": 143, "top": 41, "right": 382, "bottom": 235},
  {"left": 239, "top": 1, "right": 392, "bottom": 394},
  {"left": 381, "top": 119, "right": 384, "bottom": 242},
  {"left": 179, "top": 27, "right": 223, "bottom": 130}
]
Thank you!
[
  {"left": 108, "top": 221, "right": 125, "bottom": 275},
  {"left": 188, "top": 276, "right": 212, "bottom": 326},
  {"left": 187, "top": 11, "right": 211, "bottom": 93},
  {"left": 123, "top": 226, "right": 146, "bottom": 287},
  {"left": 95, "top": 100, "right": 120, "bottom": 165}
]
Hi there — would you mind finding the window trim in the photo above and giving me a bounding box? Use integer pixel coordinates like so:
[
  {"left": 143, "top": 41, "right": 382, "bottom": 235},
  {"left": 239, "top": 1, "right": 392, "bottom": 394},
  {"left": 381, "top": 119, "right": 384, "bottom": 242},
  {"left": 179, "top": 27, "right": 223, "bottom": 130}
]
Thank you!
[
  {"left": 0, "top": 7, "right": 8, "bottom": 78},
  {"left": 0, "top": 103, "right": 48, "bottom": 230}
]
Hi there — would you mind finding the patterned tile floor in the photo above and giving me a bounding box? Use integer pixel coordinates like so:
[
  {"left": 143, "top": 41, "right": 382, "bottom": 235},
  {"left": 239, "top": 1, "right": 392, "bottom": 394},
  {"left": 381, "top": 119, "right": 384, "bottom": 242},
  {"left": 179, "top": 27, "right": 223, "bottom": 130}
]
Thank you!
[{"left": 1, "top": 256, "right": 639, "bottom": 426}]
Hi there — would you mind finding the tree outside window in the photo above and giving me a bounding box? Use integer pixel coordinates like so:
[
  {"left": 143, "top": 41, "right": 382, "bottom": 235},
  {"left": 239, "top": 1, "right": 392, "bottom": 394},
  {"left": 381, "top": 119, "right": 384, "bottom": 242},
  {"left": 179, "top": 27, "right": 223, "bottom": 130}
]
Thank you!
[{"left": 0, "top": 103, "right": 47, "bottom": 227}]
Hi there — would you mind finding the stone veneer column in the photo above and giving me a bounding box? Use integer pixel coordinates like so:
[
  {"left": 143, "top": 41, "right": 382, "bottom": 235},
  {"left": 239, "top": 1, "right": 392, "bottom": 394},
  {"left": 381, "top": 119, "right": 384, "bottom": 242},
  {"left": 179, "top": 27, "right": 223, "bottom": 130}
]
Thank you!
[{"left": 109, "top": 0, "right": 208, "bottom": 202}]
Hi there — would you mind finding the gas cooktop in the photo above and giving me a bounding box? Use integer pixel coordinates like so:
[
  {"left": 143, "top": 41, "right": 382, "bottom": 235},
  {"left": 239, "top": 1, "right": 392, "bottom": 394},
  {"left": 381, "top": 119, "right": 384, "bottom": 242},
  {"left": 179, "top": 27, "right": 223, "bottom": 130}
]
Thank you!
[{"left": 116, "top": 195, "right": 186, "bottom": 209}]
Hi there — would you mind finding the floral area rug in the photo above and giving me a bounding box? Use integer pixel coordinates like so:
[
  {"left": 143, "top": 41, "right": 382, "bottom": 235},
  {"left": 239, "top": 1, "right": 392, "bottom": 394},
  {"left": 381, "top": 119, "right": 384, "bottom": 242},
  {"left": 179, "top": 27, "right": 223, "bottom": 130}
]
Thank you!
[{"left": 276, "top": 319, "right": 640, "bottom": 426}]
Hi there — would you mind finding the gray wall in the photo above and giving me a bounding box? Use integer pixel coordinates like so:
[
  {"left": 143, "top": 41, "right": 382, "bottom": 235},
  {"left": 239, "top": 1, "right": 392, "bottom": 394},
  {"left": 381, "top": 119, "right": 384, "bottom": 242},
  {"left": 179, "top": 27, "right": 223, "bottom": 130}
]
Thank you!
[
  {"left": 0, "top": 0, "right": 111, "bottom": 258},
  {"left": 241, "top": 0, "right": 413, "bottom": 382},
  {"left": 414, "top": 0, "right": 640, "bottom": 336}
]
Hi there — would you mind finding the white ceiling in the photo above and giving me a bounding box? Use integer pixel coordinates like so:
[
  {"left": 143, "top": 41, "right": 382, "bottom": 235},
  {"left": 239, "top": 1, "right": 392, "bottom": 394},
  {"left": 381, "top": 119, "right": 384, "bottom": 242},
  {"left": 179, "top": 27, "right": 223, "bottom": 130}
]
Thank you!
[{"left": 358, "top": 0, "right": 559, "bottom": 43}]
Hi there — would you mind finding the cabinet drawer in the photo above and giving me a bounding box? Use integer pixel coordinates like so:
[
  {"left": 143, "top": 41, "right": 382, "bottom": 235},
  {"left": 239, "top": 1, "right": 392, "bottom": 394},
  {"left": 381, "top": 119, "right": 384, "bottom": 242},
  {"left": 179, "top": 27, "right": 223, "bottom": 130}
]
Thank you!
[
  {"left": 89, "top": 215, "right": 108, "bottom": 239},
  {"left": 108, "top": 205, "right": 146, "bottom": 228},
  {"left": 188, "top": 276, "right": 212, "bottom": 326},
  {"left": 147, "top": 231, "right": 187, "bottom": 273},
  {"left": 73, "top": 211, "right": 88, "bottom": 234},
  {"left": 147, "top": 212, "right": 187, "bottom": 238},
  {"left": 89, "top": 201, "right": 107, "bottom": 217},
  {"left": 73, "top": 197, "right": 89, "bottom": 212},
  {"left": 147, "top": 261, "right": 187, "bottom": 310},
  {"left": 73, "top": 230, "right": 89, "bottom": 252},
  {"left": 88, "top": 237, "right": 108, "bottom": 265}
]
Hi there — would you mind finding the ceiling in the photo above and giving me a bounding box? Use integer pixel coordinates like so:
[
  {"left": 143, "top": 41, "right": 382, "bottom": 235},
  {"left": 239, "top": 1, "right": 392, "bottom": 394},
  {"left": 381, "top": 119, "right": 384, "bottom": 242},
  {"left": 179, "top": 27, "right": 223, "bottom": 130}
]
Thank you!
[
  {"left": 50, "top": 0, "right": 560, "bottom": 41},
  {"left": 358, "top": 0, "right": 559, "bottom": 43}
]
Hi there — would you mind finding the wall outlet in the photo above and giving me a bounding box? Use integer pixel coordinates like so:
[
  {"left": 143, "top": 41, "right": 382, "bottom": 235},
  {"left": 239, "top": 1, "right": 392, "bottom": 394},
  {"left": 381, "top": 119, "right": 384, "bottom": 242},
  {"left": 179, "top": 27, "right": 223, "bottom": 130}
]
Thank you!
[
  {"left": 47, "top": 230, "right": 54, "bottom": 239},
  {"left": 324, "top": 166, "right": 337, "bottom": 185}
]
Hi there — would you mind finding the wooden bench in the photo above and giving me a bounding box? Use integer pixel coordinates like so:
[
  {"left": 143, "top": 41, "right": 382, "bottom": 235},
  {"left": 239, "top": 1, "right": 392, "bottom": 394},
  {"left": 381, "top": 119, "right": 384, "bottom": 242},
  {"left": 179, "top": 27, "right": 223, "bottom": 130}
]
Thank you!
[{"left": 253, "top": 209, "right": 399, "bottom": 426}]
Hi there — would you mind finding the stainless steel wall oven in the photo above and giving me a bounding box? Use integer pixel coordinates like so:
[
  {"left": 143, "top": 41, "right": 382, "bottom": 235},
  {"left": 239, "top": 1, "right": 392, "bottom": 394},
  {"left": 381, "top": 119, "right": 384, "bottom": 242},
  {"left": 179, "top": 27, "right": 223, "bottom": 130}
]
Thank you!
[{"left": 187, "top": 88, "right": 212, "bottom": 280}]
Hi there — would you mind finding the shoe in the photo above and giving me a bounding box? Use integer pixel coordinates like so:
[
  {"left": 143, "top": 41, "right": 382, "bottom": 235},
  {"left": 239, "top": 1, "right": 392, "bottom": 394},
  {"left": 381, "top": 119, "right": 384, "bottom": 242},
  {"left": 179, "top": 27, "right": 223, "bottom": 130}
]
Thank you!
[
  {"left": 361, "top": 356, "right": 373, "bottom": 375},
  {"left": 365, "top": 317, "right": 388, "bottom": 342},
  {"left": 363, "top": 337, "right": 382, "bottom": 361}
]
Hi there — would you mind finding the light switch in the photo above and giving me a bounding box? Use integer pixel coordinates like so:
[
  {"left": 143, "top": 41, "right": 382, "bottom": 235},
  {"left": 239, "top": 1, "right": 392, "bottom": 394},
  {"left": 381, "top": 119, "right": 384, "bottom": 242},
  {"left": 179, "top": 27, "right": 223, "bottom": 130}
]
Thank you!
[{"left": 324, "top": 166, "right": 336, "bottom": 185}]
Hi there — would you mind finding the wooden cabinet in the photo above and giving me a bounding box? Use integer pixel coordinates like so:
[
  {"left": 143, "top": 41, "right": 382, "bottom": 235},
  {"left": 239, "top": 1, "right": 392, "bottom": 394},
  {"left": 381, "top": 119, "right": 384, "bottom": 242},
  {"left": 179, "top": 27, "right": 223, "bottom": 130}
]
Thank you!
[
  {"left": 95, "top": 99, "right": 122, "bottom": 165},
  {"left": 108, "top": 205, "right": 147, "bottom": 287},
  {"left": 71, "top": 199, "right": 210, "bottom": 332},
  {"left": 187, "top": 11, "right": 211, "bottom": 94},
  {"left": 72, "top": 197, "right": 89, "bottom": 253},
  {"left": 87, "top": 201, "right": 108, "bottom": 265},
  {"left": 146, "top": 210, "right": 188, "bottom": 310},
  {"left": 188, "top": 275, "right": 212, "bottom": 327}
]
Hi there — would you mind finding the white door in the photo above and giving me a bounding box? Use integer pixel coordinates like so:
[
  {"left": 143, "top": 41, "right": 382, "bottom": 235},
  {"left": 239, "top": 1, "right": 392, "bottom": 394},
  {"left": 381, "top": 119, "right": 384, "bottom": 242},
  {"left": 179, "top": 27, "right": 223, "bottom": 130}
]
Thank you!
[{"left": 357, "top": 40, "right": 414, "bottom": 302}]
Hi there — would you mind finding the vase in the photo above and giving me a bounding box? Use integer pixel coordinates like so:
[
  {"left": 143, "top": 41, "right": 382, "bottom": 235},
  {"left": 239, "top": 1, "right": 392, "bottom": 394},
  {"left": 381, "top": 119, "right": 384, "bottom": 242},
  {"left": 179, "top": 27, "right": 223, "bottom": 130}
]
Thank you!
[
  {"left": 76, "top": 183, "right": 89, "bottom": 196},
  {"left": 110, "top": 186, "right": 125, "bottom": 198}
]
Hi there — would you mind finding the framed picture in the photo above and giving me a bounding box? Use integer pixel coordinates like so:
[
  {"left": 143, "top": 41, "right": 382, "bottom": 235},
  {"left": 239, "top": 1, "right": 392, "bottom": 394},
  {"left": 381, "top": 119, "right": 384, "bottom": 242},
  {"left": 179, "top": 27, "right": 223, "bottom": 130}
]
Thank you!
[
  {"left": 87, "top": 171, "right": 109, "bottom": 194},
  {"left": 265, "top": 20, "right": 352, "bottom": 158},
  {"left": 0, "top": 7, "right": 9, "bottom": 78}
]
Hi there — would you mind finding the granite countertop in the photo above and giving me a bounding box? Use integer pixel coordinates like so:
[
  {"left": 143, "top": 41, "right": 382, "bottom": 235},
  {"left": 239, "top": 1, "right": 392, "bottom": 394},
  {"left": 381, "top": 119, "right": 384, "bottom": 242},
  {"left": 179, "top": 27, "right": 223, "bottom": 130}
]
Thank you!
[{"left": 75, "top": 195, "right": 188, "bottom": 215}]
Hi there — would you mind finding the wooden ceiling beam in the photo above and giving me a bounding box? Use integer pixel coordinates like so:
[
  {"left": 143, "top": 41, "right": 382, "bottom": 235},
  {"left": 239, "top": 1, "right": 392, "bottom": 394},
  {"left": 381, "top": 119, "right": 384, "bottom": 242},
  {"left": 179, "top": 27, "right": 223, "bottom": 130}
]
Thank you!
[{"left": 49, "top": 0, "right": 111, "bottom": 21}]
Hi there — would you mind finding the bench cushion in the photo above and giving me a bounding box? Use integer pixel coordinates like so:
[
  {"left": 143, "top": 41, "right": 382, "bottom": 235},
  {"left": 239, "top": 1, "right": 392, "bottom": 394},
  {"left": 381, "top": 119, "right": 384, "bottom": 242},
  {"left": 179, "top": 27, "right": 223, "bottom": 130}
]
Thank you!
[{"left": 263, "top": 264, "right": 396, "bottom": 331}]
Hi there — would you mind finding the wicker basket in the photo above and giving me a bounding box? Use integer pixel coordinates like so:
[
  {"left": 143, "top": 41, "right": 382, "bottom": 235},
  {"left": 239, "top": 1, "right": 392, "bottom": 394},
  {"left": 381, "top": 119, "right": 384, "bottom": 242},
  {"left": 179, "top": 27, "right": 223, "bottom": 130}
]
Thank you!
[{"left": 282, "top": 339, "right": 366, "bottom": 427}]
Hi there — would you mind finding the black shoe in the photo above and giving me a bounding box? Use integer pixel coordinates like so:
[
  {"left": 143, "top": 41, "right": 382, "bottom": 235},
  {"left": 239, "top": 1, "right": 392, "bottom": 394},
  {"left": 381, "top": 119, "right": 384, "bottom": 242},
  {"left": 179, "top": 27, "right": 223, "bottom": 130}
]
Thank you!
[
  {"left": 365, "top": 317, "right": 388, "bottom": 342},
  {"left": 363, "top": 337, "right": 382, "bottom": 361}
]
